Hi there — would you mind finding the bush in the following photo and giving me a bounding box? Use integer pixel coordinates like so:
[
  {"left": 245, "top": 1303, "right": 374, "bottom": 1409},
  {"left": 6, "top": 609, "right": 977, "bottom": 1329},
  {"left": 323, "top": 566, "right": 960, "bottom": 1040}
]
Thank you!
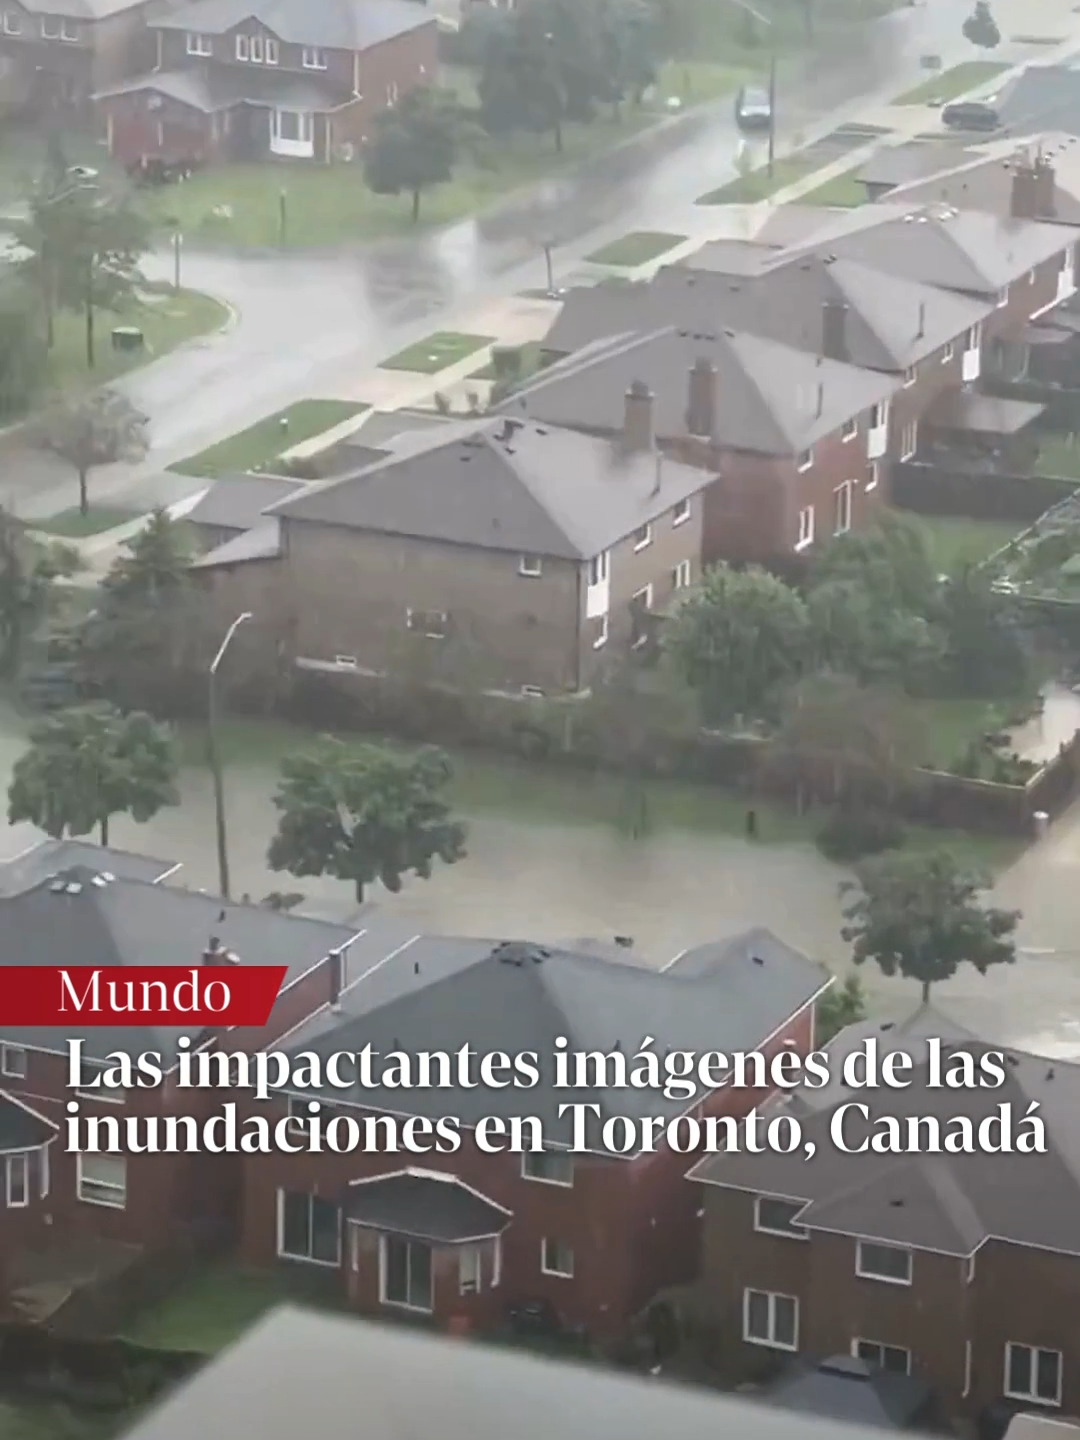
[{"left": 816, "top": 807, "right": 906, "bottom": 862}]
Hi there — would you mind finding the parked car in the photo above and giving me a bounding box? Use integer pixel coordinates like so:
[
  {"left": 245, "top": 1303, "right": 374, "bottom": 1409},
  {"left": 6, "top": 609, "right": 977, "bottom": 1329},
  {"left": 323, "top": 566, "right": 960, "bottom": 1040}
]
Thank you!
[
  {"left": 734, "top": 84, "right": 773, "bottom": 132},
  {"left": 941, "top": 98, "right": 1000, "bottom": 131}
]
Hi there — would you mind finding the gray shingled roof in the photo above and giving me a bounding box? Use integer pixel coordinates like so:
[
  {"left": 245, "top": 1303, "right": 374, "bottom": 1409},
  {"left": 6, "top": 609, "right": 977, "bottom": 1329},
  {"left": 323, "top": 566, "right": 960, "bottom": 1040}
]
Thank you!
[
  {"left": 186, "top": 475, "right": 303, "bottom": 533},
  {"left": 94, "top": 66, "right": 342, "bottom": 111},
  {"left": 544, "top": 251, "right": 992, "bottom": 373},
  {"left": 151, "top": 0, "right": 432, "bottom": 51},
  {"left": 883, "top": 134, "right": 1080, "bottom": 223},
  {"left": 767, "top": 1355, "right": 932, "bottom": 1429},
  {"left": 0, "top": 867, "right": 360, "bottom": 1061},
  {"left": 115, "top": 1304, "right": 913, "bottom": 1440},
  {"left": 511, "top": 326, "right": 899, "bottom": 456},
  {"left": 20, "top": 0, "right": 144, "bottom": 17},
  {"left": 277, "top": 932, "right": 829, "bottom": 1151},
  {"left": 191, "top": 520, "right": 282, "bottom": 568},
  {"left": 0, "top": 1093, "right": 58, "bottom": 1151},
  {"left": 857, "top": 142, "right": 977, "bottom": 192},
  {"left": 345, "top": 1168, "right": 511, "bottom": 1243},
  {"left": 997, "top": 65, "right": 1080, "bottom": 137},
  {"left": 270, "top": 415, "right": 709, "bottom": 560},
  {"left": 691, "top": 1007, "right": 1080, "bottom": 1257},
  {"left": 0, "top": 839, "right": 177, "bottom": 897}
]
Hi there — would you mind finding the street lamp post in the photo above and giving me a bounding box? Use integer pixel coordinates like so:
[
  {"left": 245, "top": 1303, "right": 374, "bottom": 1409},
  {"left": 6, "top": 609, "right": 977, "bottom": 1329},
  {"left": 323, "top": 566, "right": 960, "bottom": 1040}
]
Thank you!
[
  {"left": 542, "top": 239, "right": 555, "bottom": 297},
  {"left": 207, "top": 611, "right": 252, "bottom": 900}
]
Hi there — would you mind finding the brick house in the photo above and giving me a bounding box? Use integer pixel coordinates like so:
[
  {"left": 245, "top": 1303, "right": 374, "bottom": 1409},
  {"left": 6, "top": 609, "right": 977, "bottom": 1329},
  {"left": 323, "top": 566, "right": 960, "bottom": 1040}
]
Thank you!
[
  {"left": 506, "top": 324, "right": 902, "bottom": 564},
  {"left": 685, "top": 1007, "right": 1080, "bottom": 1427},
  {"left": 237, "top": 930, "right": 831, "bottom": 1341},
  {"left": 192, "top": 413, "right": 714, "bottom": 696},
  {"left": 0, "top": 863, "right": 369, "bottom": 1318},
  {"left": 94, "top": 0, "right": 437, "bottom": 169},
  {"left": 0, "top": 0, "right": 154, "bottom": 119}
]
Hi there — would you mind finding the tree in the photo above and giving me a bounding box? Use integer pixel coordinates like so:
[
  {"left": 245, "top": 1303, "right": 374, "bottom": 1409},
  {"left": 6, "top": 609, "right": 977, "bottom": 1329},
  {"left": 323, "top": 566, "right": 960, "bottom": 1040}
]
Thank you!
[
  {"left": 816, "top": 972, "right": 867, "bottom": 1046},
  {"left": 7, "top": 703, "right": 179, "bottom": 845},
  {"left": 0, "top": 277, "right": 48, "bottom": 420},
  {"left": 0, "top": 507, "right": 80, "bottom": 678},
  {"left": 36, "top": 388, "right": 149, "bottom": 515},
  {"left": 810, "top": 514, "right": 940, "bottom": 619},
  {"left": 840, "top": 849, "right": 1019, "bottom": 1004},
  {"left": 963, "top": 0, "right": 1000, "bottom": 46},
  {"left": 363, "top": 88, "right": 467, "bottom": 223},
  {"left": 596, "top": 0, "right": 664, "bottom": 112},
  {"left": 268, "top": 741, "right": 467, "bottom": 903},
  {"left": 806, "top": 577, "right": 944, "bottom": 689},
  {"left": 662, "top": 562, "right": 810, "bottom": 725},
  {"left": 937, "top": 563, "right": 1030, "bottom": 699}
]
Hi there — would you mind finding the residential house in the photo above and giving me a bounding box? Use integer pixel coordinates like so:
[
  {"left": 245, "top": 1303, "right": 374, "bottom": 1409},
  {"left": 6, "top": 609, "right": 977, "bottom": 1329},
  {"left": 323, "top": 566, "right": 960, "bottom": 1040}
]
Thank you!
[
  {"left": 0, "top": 864, "right": 376, "bottom": 1321},
  {"left": 238, "top": 930, "right": 830, "bottom": 1339},
  {"left": 686, "top": 1006, "right": 1080, "bottom": 1424},
  {"left": 114, "top": 1304, "right": 940, "bottom": 1440},
  {"left": 0, "top": 0, "right": 154, "bottom": 118},
  {"left": 542, "top": 246, "right": 994, "bottom": 490},
  {"left": 94, "top": 0, "right": 437, "bottom": 168},
  {"left": 0, "top": 836, "right": 179, "bottom": 896},
  {"left": 855, "top": 134, "right": 1080, "bottom": 218},
  {"left": 185, "top": 474, "right": 303, "bottom": 553},
  {"left": 505, "top": 324, "right": 902, "bottom": 564},
  {"left": 194, "top": 412, "right": 715, "bottom": 696}
]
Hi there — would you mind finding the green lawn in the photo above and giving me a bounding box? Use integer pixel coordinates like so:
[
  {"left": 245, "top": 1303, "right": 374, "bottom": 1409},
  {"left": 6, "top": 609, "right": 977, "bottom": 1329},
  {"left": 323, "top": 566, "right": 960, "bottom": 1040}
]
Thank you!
[
  {"left": 1035, "top": 434, "right": 1080, "bottom": 479},
  {"left": 796, "top": 166, "right": 866, "bottom": 207},
  {"left": 585, "top": 231, "right": 687, "bottom": 267},
  {"left": 697, "top": 154, "right": 816, "bottom": 205},
  {"left": 31, "top": 506, "right": 137, "bottom": 538},
  {"left": 469, "top": 340, "right": 543, "bottom": 382},
  {"left": 915, "top": 696, "right": 1012, "bottom": 770},
  {"left": 0, "top": 1400, "right": 121, "bottom": 1440},
  {"left": 0, "top": 127, "right": 118, "bottom": 207},
  {"left": 169, "top": 399, "right": 367, "bottom": 478},
  {"left": 906, "top": 513, "right": 1020, "bottom": 572},
  {"left": 894, "top": 61, "right": 1009, "bottom": 106},
  {"left": 379, "top": 331, "right": 493, "bottom": 374},
  {"left": 121, "top": 1262, "right": 343, "bottom": 1353}
]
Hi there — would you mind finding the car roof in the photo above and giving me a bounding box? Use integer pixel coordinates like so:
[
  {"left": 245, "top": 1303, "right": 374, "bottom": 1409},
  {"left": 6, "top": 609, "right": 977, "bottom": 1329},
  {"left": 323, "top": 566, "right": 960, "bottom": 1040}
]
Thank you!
[{"left": 742, "top": 86, "right": 770, "bottom": 101}]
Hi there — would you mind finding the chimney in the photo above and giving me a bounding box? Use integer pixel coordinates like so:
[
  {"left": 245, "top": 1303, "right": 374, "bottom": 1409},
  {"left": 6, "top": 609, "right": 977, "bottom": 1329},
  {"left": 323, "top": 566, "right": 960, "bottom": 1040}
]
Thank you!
[
  {"left": 1035, "top": 156, "right": 1056, "bottom": 217},
  {"left": 328, "top": 950, "right": 344, "bottom": 1011},
  {"left": 1011, "top": 160, "right": 1042, "bottom": 219},
  {"left": 916, "top": 301, "right": 925, "bottom": 339},
  {"left": 622, "top": 379, "right": 655, "bottom": 451},
  {"left": 821, "top": 300, "right": 848, "bottom": 361},
  {"left": 202, "top": 936, "right": 223, "bottom": 966},
  {"left": 686, "top": 357, "right": 716, "bottom": 438}
]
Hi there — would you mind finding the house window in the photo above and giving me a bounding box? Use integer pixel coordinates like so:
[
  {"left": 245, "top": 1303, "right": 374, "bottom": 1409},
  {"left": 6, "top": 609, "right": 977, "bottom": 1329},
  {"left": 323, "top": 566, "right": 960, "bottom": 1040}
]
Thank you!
[
  {"left": 406, "top": 608, "right": 448, "bottom": 639},
  {"left": 795, "top": 505, "right": 814, "bottom": 551},
  {"left": 76, "top": 1064, "right": 125, "bottom": 1102},
  {"left": 869, "top": 401, "right": 887, "bottom": 430},
  {"left": 672, "top": 558, "right": 692, "bottom": 590},
  {"left": 459, "top": 1245, "right": 481, "bottom": 1295},
  {"left": 522, "top": 1149, "right": 574, "bottom": 1187},
  {"left": 382, "top": 1234, "right": 433, "bottom": 1311},
  {"left": 965, "top": 325, "right": 981, "bottom": 351},
  {"left": 672, "top": 497, "right": 691, "bottom": 526},
  {"left": 632, "top": 523, "right": 652, "bottom": 551},
  {"left": 996, "top": 286, "right": 1009, "bottom": 308},
  {"left": 541, "top": 1238, "right": 574, "bottom": 1277},
  {"left": 796, "top": 448, "right": 813, "bottom": 472},
  {"left": 1029, "top": 268, "right": 1037, "bottom": 285},
  {"left": 856, "top": 1240, "right": 912, "bottom": 1285},
  {"left": 0, "top": 1044, "right": 27, "bottom": 1079},
  {"left": 519, "top": 555, "right": 543, "bottom": 577},
  {"left": 866, "top": 462, "right": 880, "bottom": 492},
  {"left": 278, "top": 1190, "right": 341, "bottom": 1265},
  {"left": 272, "top": 109, "right": 313, "bottom": 144},
  {"left": 899, "top": 420, "right": 918, "bottom": 461},
  {"left": 386, "top": 81, "right": 399, "bottom": 106},
  {"left": 2, "top": 12, "right": 21, "bottom": 32},
  {"left": 249, "top": 34, "right": 263, "bottom": 60},
  {"left": 743, "top": 1288, "right": 798, "bottom": 1350},
  {"left": 59, "top": 18, "right": 76, "bottom": 39},
  {"left": 235, "top": 33, "right": 249, "bottom": 58},
  {"left": 265, "top": 36, "right": 278, "bottom": 63},
  {"left": 841, "top": 417, "right": 858, "bottom": 442},
  {"left": 834, "top": 480, "right": 853, "bottom": 535},
  {"left": 77, "top": 1153, "right": 126, "bottom": 1208},
  {"left": 942, "top": 341, "right": 954, "bottom": 363},
  {"left": 902, "top": 365, "right": 916, "bottom": 387},
  {"left": 302, "top": 45, "right": 327, "bottom": 69},
  {"left": 5, "top": 1153, "right": 28, "bottom": 1208},
  {"left": 630, "top": 584, "right": 653, "bottom": 648},
  {"left": 40, "top": 16, "right": 60, "bottom": 37},
  {"left": 1005, "top": 1343, "right": 1062, "bottom": 1406},
  {"left": 753, "top": 1196, "right": 807, "bottom": 1238},
  {"left": 186, "top": 31, "right": 212, "bottom": 54},
  {"left": 853, "top": 1339, "right": 911, "bottom": 1375},
  {"left": 588, "top": 551, "right": 609, "bottom": 586},
  {"left": 593, "top": 613, "right": 608, "bottom": 649}
]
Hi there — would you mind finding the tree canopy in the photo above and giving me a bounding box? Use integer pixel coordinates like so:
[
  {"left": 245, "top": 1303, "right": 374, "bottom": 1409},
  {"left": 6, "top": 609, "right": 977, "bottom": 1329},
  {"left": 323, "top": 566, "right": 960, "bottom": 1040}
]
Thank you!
[
  {"left": 7, "top": 703, "right": 179, "bottom": 845},
  {"left": 840, "top": 849, "right": 1019, "bottom": 1003},
  {"left": 36, "top": 388, "right": 149, "bottom": 515},
  {"left": 363, "top": 88, "right": 469, "bottom": 222},
  {"left": 0, "top": 507, "right": 80, "bottom": 679},
  {"left": 963, "top": 0, "right": 1000, "bottom": 47},
  {"left": 268, "top": 741, "right": 468, "bottom": 902}
]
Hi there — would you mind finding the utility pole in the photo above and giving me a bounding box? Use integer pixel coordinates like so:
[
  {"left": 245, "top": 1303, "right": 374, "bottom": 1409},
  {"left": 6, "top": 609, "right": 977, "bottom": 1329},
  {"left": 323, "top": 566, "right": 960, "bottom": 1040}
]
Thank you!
[{"left": 207, "top": 611, "right": 252, "bottom": 900}]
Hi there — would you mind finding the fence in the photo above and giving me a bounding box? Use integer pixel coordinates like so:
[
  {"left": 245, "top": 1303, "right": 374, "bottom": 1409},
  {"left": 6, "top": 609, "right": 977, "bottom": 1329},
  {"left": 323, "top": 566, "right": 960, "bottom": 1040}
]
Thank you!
[{"left": 892, "top": 461, "right": 1078, "bottom": 525}]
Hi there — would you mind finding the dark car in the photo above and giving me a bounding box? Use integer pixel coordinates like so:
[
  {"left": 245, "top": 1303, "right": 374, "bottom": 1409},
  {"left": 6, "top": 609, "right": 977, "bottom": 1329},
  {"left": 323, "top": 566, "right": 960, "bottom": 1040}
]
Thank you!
[
  {"left": 940, "top": 98, "right": 1000, "bottom": 131},
  {"left": 734, "top": 84, "right": 773, "bottom": 132}
]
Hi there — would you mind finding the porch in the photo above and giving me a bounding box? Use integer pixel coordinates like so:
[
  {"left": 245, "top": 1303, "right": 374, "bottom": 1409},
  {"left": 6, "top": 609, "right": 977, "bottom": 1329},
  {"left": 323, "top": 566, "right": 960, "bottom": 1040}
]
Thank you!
[{"left": 918, "top": 388, "right": 1046, "bottom": 474}]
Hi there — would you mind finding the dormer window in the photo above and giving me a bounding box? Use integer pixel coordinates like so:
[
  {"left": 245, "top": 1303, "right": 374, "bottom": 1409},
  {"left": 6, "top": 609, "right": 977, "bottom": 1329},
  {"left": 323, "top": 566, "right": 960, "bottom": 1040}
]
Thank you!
[
  {"left": 186, "top": 31, "right": 212, "bottom": 54},
  {"left": 235, "top": 33, "right": 249, "bottom": 59},
  {"left": 40, "top": 16, "right": 60, "bottom": 37},
  {"left": 2, "top": 12, "right": 21, "bottom": 32},
  {"left": 302, "top": 45, "right": 328, "bottom": 69},
  {"left": 249, "top": 34, "right": 263, "bottom": 61}
]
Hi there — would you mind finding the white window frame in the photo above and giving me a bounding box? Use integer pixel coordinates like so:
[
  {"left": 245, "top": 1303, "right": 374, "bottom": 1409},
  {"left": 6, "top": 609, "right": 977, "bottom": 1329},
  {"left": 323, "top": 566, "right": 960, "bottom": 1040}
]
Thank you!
[
  {"left": 59, "top": 17, "right": 76, "bottom": 39},
  {"left": 276, "top": 1188, "right": 342, "bottom": 1267},
  {"left": 40, "top": 16, "right": 60, "bottom": 37},
  {"left": 265, "top": 36, "right": 278, "bottom": 63},
  {"left": 672, "top": 558, "right": 691, "bottom": 590},
  {"left": 522, "top": 1148, "right": 574, "bottom": 1188},
  {"left": 869, "top": 402, "right": 886, "bottom": 430},
  {"left": 852, "top": 1338, "right": 911, "bottom": 1375},
  {"left": 76, "top": 1152, "right": 127, "bottom": 1209},
  {"left": 965, "top": 324, "right": 981, "bottom": 351},
  {"left": 631, "top": 583, "right": 653, "bottom": 649},
  {"left": 2, "top": 12, "right": 21, "bottom": 32},
  {"left": 841, "top": 417, "right": 858, "bottom": 443},
  {"left": 0, "top": 1044, "right": 27, "bottom": 1079},
  {"left": 249, "top": 33, "right": 263, "bottom": 61},
  {"left": 186, "top": 31, "right": 212, "bottom": 54},
  {"left": 632, "top": 523, "right": 652, "bottom": 552},
  {"left": 796, "top": 448, "right": 813, "bottom": 472},
  {"left": 1005, "top": 1343, "right": 1062, "bottom": 1407},
  {"left": 856, "top": 1240, "right": 912, "bottom": 1285},
  {"left": 795, "top": 504, "right": 814, "bottom": 552},
  {"left": 5, "top": 1153, "right": 28, "bottom": 1208},
  {"left": 302, "top": 45, "right": 328, "bottom": 69},
  {"left": 833, "top": 480, "right": 853, "bottom": 536},
  {"left": 866, "top": 462, "right": 880, "bottom": 492},
  {"left": 588, "top": 551, "right": 608, "bottom": 586},
  {"left": 899, "top": 420, "right": 918, "bottom": 461},
  {"left": 743, "top": 1288, "right": 799, "bottom": 1351},
  {"left": 941, "top": 341, "right": 954, "bottom": 363},
  {"left": 753, "top": 1195, "right": 808, "bottom": 1239},
  {"left": 380, "top": 1233, "right": 434, "bottom": 1312},
  {"left": 593, "top": 613, "right": 608, "bottom": 649},
  {"left": 902, "top": 365, "right": 916, "bottom": 388},
  {"left": 459, "top": 1244, "right": 481, "bottom": 1295},
  {"left": 672, "top": 497, "right": 691, "bottom": 526},
  {"left": 996, "top": 286, "right": 1009, "bottom": 308},
  {"left": 541, "top": 1237, "right": 574, "bottom": 1278},
  {"left": 519, "top": 554, "right": 543, "bottom": 577},
  {"left": 234, "top": 33, "right": 249, "bottom": 59}
]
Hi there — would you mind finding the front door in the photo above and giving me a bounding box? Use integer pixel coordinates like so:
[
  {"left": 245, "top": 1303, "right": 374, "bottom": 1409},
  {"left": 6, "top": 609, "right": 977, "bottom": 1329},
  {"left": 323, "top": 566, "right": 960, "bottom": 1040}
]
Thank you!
[{"left": 229, "top": 103, "right": 269, "bottom": 162}]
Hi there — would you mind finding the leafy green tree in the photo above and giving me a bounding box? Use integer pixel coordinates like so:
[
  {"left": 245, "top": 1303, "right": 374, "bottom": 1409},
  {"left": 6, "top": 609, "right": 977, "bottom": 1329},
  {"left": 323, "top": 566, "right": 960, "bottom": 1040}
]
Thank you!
[
  {"left": 937, "top": 563, "right": 1030, "bottom": 699},
  {"left": 268, "top": 741, "right": 468, "bottom": 903},
  {"left": 7, "top": 703, "right": 179, "bottom": 845},
  {"left": 101, "top": 507, "right": 192, "bottom": 603},
  {"left": 36, "top": 388, "right": 149, "bottom": 515},
  {"left": 963, "top": 0, "right": 1000, "bottom": 46},
  {"left": 841, "top": 849, "right": 1019, "bottom": 1004},
  {"left": 815, "top": 972, "right": 867, "bottom": 1046},
  {"left": 596, "top": 0, "right": 664, "bottom": 112},
  {"left": 0, "top": 507, "right": 80, "bottom": 678},
  {"left": 0, "top": 278, "right": 48, "bottom": 420},
  {"left": 806, "top": 577, "right": 944, "bottom": 688},
  {"left": 662, "top": 562, "right": 810, "bottom": 725},
  {"left": 810, "top": 514, "right": 939, "bottom": 618},
  {"left": 363, "top": 88, "right": 468, "bottom": 222}
]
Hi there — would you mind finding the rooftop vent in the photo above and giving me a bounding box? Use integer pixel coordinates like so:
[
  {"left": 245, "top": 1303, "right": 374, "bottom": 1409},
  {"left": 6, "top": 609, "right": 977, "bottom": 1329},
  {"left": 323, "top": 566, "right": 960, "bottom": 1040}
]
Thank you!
[
  {"left": 48, "top": 880, "right": 67, "bottom": 894},
  {"left": 751, "top": 954, "right": 764, "bottom": 966},
  {"left": 879, "top": 1021, "right": 895, "bottom": 1031},
  {"left": 614, "top": 935, "right": 633, "bottom": 948},
  {"left": 66, "top": 883, "right": 83, "bottom": 895},
  {"left": 101, "top": 871, "right": 115, "bottom": 883},
  {"left": 91, "top": 875, "right": 108, "bottom": 888}
]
